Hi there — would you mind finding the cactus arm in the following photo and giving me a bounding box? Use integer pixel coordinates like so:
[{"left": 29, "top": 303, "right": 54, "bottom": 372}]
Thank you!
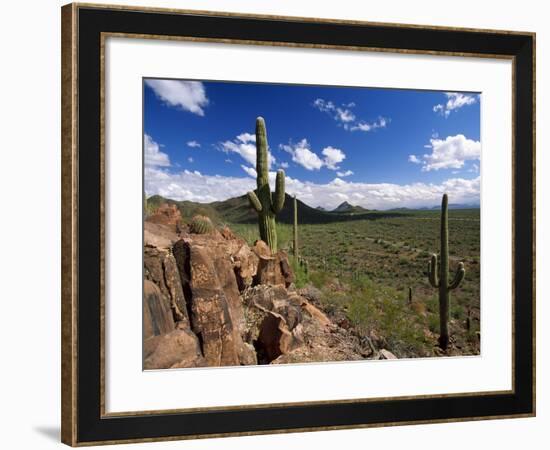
[
  {"left": 255, "top": 117, "right": 269, "bottom": 186},
  {"left": 272, "top": 169, "right": 286, "bottom": 213},
  {"left": 247, "top": 190, "right": 262, "bottom": 212},
  {"left": 428, "top": 254, "right": 440, "bottom": 288},
  {"left": 448, "top": 262, "right": 465, "bottom": 290}
]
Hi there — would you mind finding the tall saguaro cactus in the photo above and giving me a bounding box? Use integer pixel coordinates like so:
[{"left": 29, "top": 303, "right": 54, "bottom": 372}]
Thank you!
[
  {"left": 427, "top": 193, "right": 466, "bottom": 350},
  {"left": 293, "top": 195, "right": 299, "bottom": 257},
  {"left": 247, "top": 117, "right": 286, "bottom": 252}
]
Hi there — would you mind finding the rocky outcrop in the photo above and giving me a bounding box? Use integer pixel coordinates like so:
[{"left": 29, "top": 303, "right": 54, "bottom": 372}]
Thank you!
[
  {"left": 143, "top": 223, "right": 369, "bottom": 369},
  {"left": 144, "top": 325, "right": 205, "bottom": 370},
  {"left": 143, "top": 281, "right": 204, "bottom": 369},
  {"left": 242, "top": 284, "right": 367, "bottom": 364},
  {"left": 378, "top": 349, "right": 398, "bottom": 360},
  {"left": 143, "top": 280, "right": 174, "bottom": 339},
  {"left": 253, "top": 241, "right": 294, "bottom": 287},
  {"left": 184, "top": 243, "right": 247, "bottom": 366},
  {"left": 144, "top": 246, "right": 191, "bottom": 327},
  {"left": 146, "top": 203, "right": 182, "bottom": 232},
  {"left": 144, "top": 221, "right": 180, "bottom": 249}
]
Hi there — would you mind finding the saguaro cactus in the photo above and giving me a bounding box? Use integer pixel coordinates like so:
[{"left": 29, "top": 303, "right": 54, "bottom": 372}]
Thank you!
[
  {"left": 293, "top": 195, "right": 299, "bottom": 256},
  {"left": 427, "top": 193, "right": 466, "bottom": 350},
  {"left": 247, "top": 117, "right": 286, "bottom": 252}
]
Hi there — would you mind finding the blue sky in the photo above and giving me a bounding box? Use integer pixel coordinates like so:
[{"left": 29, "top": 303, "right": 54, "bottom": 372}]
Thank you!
[{"left": 143, "top": 78, "right": 481, "bottom": 210}]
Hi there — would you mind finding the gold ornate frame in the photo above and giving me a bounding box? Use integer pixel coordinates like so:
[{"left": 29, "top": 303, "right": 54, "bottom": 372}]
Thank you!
[{"left": 62, "top": 3, "right": 536, "bottom": 446}]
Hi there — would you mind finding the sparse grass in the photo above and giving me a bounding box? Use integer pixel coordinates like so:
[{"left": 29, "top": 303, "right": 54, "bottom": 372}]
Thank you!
[
  {"left": 289, "top": 255, "right": 309, "bottom": 289},
  {"left": 228, "top": 222, "right": 292, "bottom": 251}
]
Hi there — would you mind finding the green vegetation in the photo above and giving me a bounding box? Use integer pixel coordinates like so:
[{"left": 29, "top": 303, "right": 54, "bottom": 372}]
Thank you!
[
  {"left": 246, "top": 117, "right": 286, "bottom": 252},
  {"left": 290, "top": 255, "right": 309, "bottom": 289}
]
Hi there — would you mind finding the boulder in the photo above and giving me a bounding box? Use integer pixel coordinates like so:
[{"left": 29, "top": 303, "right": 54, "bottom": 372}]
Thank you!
[
  {"left": 146, "top": 203, "right": 182, "bottom": 232},
  {"left": 172, "top": 234, "right": 261, "bottom": 366},
  {"left": 144, "top": 324, "right": 205, "bottom": 370},
  {"left": 256, "top": 312, "right": 294, "bottom": 362},
  {"left": 252, "top": 240, "right": 271, "bottom": 259},
  {"left": 233, "top": 244, "right": 259, "bottom": 290},
  {"left": 144, "top": 221, "right": 180, "bottom": 249},
  {"left": 144, "top": 246, "right": 191, "bottom": 328},
  {"left": 163, "top": 254, "right": 190, "bottom": 324},
  {"left": 239, "top": 342, "right": 258, "bottom": 366},
  {"left": 298, "top": 285, "right": 323, "bottom": 304},
  {"left": 254, "top": 250, "right": 294, "bottom": 287},
  {"left": 379, "top": 349, "right": 398, "bottom": 360},
  {"left": 300, "top": 301, "right": 331, "bottom": 327},
  {"left": 220, "top": 226, "right": 237, "bottom": 241},
  {"left": 144, "top": 247, "right": 169, "bottom": 294},
  {"left": 143, "top": 280, "right": 175, "bottom": 341}
]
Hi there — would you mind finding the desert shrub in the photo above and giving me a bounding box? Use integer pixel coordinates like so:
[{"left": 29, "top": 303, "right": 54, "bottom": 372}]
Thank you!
[
  {"left": 343, "top": 276, "right": 428, "bottom": 356},
  {"left": 427, "top": 313, "right": 439, "bottom": 333},
  {"left": 309, "top": 270, "right": 331, "bottom": 289},
  {"left": 318, "top": 290, "right": 349, "bottom": 316},
  {"left": 276, "top": 223, "right": 292, "bottom": 251},
  {"left": 450, "top": 301, "right": 466, "bottom": 321},
  {"left": 289, "top": 255, "right": 309, "bottom": 289}
]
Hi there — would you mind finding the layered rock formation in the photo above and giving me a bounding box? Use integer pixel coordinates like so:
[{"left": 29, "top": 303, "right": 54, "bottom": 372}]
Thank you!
[
  {"left": 146, "top": 203, "right": 182, "bottom": 231},
  {"left": 142, "top": 219, "right": 372, "bottom": 369}
]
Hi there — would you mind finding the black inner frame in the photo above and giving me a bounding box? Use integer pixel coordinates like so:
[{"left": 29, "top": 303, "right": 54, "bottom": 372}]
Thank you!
[{"left": 75, "top": 6, "right": 534, "bottom": 443}]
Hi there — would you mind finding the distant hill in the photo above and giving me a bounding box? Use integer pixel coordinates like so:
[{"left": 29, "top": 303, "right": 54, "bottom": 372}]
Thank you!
[
  {"left": 147, "top": 193, "right": 404, "bottom": 225},
  {"left": 332, "top": 201, "right": 369, "bottom": 215},
  {"left": 333, "top": 201, "right": 353, "bottom": 212},
  {"left": 417, "top": 203, "right": 480, "bottom": 211}
]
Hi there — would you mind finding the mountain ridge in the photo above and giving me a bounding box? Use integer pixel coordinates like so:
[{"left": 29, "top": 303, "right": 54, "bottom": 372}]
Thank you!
[{"left": 146, "top": 194, "right": 479, "bottom": 225}]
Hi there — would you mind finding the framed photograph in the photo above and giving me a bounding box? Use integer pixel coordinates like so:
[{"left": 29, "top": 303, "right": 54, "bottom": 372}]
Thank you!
[{"left": 61, "top": 3, "right": 535, "bottom": 446}]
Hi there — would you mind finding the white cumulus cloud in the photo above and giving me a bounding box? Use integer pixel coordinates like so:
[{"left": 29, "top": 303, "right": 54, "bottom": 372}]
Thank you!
[
  {"left": 433, "top": 92, "right": 478, "bottom": 118},
  {"left": 322, "top": 146, "right": 346, "bottom": 170},
  {"left": 144, "top": 134, "right": 170, "bottom": 168},
  {"left": 145, "top": 164, "right": 480, "bottom": 210},
  {"left": 220, "top": 132, "right": 276, "bottom": 168},
  {"left": 145, "top": 79, "right": 209, "bottom": 116},
  {"left": 409, "top": 134, "right": 481, "bottom": 171},
  {"left": 241, "top": 165, "right": 257, "bottom": 178},
  {"left": 280, "top": 139, "right": 324, "bottom": 171},
  {"left": 187, "top": 140, "right": 201, "bottom": 148},
  {"left": 348, "top": 116, "right": 388, "bottom": 132},
  {"left": 313, "top": 98, "right": 388, "bottom": 133},
  {"left": 280, "top": 141, "right": 347, "bottom": 171},
  {"left": 336, "top": 170, "right": 354, "bottom": 177},
  {"left": 313, "top": 98, "right": 355, "bottom": 123}
]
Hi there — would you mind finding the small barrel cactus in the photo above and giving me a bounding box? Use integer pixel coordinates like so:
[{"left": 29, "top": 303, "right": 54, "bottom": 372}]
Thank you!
[{"left": 189, "top": 215, "right": 215, "bottom": 234}]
